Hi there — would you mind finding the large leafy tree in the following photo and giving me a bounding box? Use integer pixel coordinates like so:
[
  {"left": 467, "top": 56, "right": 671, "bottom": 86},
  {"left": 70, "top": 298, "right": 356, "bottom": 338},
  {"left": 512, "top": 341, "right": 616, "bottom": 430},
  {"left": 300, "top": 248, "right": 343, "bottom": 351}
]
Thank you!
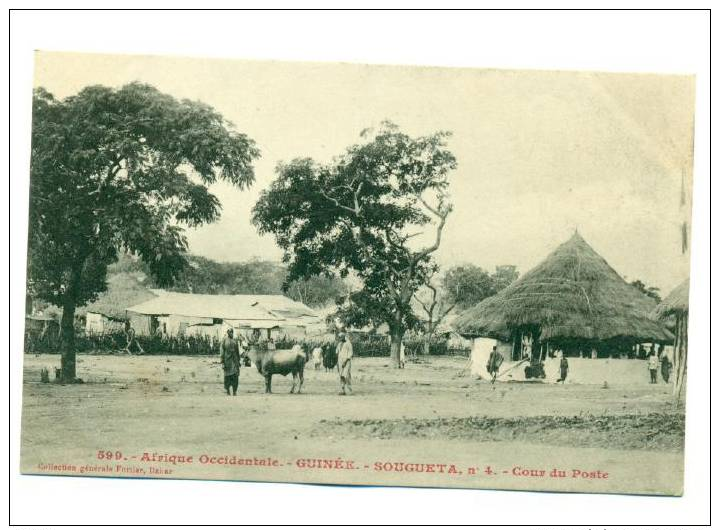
[
  {"left": 442, "top": 265, "right": 497, "bottom": 310},
  {"left": 28, "top": 83, "right": 259, "bottom": 381},
  {"left": 285, "top": 275, "right": 348, "bottom": 308},
  {"left": 441, "top": 264, "right": 519, "bottom": 310},
  {"left": 253, "top": 122, "right": 456, "bottom": 367}
]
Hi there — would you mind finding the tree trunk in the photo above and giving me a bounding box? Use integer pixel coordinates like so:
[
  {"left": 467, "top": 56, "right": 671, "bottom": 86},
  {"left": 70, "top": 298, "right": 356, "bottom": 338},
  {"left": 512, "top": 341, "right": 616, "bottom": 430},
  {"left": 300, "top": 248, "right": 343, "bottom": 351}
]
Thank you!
[
  {"left": 389, "top": 331, "right": 403, "bottom": 368},
  {"left": 423, "top": 337, "right": 431, "bottom": 356},
  {"left": 60, "top": 301, "right": 77, "bottom": 382}
]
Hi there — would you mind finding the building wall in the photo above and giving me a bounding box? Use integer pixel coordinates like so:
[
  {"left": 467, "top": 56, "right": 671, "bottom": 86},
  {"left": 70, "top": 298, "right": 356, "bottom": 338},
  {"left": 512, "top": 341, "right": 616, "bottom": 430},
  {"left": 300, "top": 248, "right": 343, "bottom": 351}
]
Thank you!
[
  {"left": 469, "top": 338, "right": 513, "bottom": 378},
  {"left": 85, "top": 312, "right": 105, "bottom": 334},
  {"left": 128, "top": 312, "right": 310, "bottom": 340},
  {"left": 86, "top": 312, "right": 125, "bottom": 334},
  {"left": 128, "top": 313, "right": 152, "bottom": 336},
  {"left": 153, "top": 315, "right": 212, "bottom": 336}
]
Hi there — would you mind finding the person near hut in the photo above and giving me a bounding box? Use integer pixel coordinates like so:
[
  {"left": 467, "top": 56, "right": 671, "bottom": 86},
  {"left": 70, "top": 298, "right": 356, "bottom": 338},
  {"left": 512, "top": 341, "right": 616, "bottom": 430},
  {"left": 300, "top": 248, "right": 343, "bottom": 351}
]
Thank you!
[
  {"left": 647, "top": 349, "right": 659, "bottom": 384},
  {"left": 486, "top": 345, "right": 504, "bottom": 383},
  {"left": 124, "top": 320, "right": 144, "bottom": 354},
  {"left": 236, "top": 332, "right": 251, "bottom": 366},
  {"left": 337, "top": 333, "right": 354, "bottom": 395},
  {"left": 220, "top": 328, "right": 241, "bottom": 396},
  {"left": 323, "top": 342, "right": 338, "bottom": 372},
  {"left": 660, "top": 346, "right": 672, "bottom": 384},
  {"left": 521, "top": 335, "right": 532, "bottom": 360},
  {"left": 557, "top": 352, "right": 569, "bottom": 383},
  {"left": 545, "top": 349, "right": 560, "bottom": 381},
  {"left": 399, "top": 341, "right": 406, "bottom": 369}
]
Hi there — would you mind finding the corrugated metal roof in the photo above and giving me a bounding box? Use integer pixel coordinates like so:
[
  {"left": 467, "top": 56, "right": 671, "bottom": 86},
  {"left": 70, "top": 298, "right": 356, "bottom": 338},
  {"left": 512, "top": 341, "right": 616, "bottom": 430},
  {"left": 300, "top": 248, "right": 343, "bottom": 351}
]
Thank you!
[
  {"left": 246, "top": 295, "right": 319, "bottom": 317},
  {"left": 126, "top": 291, "right": 318, "bottom": 322},
  {"left": 26, "top": 314, "right": 57, "bottom": 321}
]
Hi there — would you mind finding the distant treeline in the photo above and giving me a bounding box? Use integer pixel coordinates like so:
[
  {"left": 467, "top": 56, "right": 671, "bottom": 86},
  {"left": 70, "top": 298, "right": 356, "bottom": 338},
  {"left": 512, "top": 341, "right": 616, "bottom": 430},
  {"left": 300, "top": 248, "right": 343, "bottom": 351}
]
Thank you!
[{"left": 110, "top": 253, "right": 348, "bottom": 307}]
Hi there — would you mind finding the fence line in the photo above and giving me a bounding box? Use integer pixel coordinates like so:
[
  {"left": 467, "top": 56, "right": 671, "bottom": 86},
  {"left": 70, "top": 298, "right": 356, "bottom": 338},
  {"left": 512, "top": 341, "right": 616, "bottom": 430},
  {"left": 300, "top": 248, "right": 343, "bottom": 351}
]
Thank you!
[{"left": 24, "top": 329, "right": 470, "bottom": 358}]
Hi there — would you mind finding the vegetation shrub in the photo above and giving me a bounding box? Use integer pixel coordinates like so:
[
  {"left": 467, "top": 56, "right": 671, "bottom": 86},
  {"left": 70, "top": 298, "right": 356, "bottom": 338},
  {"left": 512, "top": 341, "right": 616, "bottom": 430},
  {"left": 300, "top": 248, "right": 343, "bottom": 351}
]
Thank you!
[{"left": 24, "top": 329, "right": 470, "bottom": 357}]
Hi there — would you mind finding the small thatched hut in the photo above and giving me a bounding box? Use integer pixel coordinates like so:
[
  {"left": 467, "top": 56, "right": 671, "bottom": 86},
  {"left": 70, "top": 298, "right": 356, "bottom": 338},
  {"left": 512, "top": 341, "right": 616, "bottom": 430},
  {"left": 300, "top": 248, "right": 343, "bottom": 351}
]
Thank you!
[
  {"left": 651, "top": 279, "right": 689, "bottom": 401},
  {"left": 453, "top": 233, "right": 672, "bottom": 360}
]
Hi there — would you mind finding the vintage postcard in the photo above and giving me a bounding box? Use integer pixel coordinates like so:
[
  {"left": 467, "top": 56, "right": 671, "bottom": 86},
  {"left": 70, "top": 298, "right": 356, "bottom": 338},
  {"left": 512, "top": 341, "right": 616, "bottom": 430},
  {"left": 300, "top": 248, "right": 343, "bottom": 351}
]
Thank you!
[{"left": 21, "top": 51, "right": 694, "bottom": 495}]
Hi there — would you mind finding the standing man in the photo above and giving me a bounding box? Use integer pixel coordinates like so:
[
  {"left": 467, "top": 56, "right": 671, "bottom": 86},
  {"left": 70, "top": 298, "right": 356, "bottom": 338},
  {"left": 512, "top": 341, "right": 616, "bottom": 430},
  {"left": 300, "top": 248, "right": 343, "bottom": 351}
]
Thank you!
[
  {"left": 337, "top": 333, "right": 354, "bottom": 395},
  {"left": 220, "top": 328, "right": 241, "bottom": 396},
  {"left": 486, "top": 345, "right": 504, "bottom": 383},
  {"left": 660, "top": 346, "right": 672, "bottom": 384},
  {"left": 647, "top": 349, "right": 659, "bottom": 384},
  {"left": 557, "top": 351, "right": 569, "bottom": 384}
]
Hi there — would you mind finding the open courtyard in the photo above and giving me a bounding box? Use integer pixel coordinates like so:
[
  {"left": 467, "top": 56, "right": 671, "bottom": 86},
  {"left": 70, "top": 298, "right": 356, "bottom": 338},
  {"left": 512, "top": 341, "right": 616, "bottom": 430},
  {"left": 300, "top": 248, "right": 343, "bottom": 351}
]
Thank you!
[{"left": 21, "top": 353, "right": 684, "bottom": 495}]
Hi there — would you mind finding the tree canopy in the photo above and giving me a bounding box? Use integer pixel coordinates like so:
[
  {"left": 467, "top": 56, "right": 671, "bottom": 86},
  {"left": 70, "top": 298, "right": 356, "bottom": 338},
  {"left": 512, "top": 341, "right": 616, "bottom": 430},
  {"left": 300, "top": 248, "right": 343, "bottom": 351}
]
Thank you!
[
  {"left": 442, "top": 264, "right": 519, "bottom": 310},
  {"left": 253, "top": 122, "right": 457, "bottom": 366},
  {"left": 630, "top": 279, "right": 662, "bottom": 304},
  {"left": 28, "top": 83, "right": 260, "bottom": 380}
]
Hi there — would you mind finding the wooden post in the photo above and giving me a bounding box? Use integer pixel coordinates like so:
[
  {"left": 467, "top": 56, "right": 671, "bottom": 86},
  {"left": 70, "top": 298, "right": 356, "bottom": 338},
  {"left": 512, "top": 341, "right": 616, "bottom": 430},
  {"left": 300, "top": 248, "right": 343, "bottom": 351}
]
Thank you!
[
  {"left": 672, "top": 316, "right": 680, "bottom": 373},
  {"left": 673, "top": 313, "right": 687, "bottom": 403},
  {"left": 672, "top": 315, "right": 679, "bottom": 392}
]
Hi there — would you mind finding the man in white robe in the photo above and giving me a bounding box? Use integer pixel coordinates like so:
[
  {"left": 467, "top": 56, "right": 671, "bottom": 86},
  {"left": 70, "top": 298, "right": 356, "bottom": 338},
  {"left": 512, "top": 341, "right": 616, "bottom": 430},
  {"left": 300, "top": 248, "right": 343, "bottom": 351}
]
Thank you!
[{"left": 337, "top": 334, "right": 354, "bottom": 395}]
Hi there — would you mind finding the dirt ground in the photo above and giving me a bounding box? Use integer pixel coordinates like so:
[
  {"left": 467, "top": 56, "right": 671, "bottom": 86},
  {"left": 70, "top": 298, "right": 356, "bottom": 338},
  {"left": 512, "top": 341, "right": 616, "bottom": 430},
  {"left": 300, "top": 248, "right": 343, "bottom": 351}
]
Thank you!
[{"left": 20, "top": 353, "right": 685, "bottom": 495}]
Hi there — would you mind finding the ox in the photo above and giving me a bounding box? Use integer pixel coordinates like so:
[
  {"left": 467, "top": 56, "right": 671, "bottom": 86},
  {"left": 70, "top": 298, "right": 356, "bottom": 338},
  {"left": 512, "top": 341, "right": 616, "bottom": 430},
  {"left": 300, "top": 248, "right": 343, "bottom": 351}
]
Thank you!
[{"left": 251, "top": 345, "right": 306, "bottom": 394}]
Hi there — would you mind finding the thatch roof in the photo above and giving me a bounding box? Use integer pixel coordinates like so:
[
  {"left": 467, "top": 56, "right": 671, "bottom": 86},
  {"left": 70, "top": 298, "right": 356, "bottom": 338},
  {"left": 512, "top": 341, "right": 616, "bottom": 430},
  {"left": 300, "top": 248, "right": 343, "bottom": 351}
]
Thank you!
[
  {"left": 453, "top": 233, "right": 673, "bottom": 343},
  {"left": 83, "top": 273, "right": 157, "bottom": 320},
  {"left": 651, "top": 279, "right": 690, "bottom": 318}
]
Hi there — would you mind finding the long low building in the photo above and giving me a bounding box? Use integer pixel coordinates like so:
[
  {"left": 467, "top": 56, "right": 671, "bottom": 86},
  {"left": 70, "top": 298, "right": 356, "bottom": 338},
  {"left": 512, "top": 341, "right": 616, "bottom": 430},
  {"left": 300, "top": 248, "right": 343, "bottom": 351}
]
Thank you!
[{"left": 126, "top": 291, "right": 322, "bottom": 340}]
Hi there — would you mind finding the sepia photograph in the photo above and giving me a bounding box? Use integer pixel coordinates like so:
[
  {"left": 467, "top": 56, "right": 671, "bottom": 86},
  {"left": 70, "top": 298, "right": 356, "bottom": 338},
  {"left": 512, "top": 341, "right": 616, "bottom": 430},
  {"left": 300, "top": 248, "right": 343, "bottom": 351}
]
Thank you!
[{"left": 20, "top": 49, "right": 696, "bottom": 497}]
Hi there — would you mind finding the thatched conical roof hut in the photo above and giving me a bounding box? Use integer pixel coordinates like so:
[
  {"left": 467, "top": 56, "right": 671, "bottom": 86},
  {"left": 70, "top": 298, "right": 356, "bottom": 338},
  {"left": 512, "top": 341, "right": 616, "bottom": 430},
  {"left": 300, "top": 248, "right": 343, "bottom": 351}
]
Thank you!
[
  {"left": 453, "top": 233, "right": 673, "bottom": 345},
  {"left": 650, "top": 279, "right": 689, "bottom": 401},
  {"left": 651, "top": 279, "right": 690, "bottom": 319}
]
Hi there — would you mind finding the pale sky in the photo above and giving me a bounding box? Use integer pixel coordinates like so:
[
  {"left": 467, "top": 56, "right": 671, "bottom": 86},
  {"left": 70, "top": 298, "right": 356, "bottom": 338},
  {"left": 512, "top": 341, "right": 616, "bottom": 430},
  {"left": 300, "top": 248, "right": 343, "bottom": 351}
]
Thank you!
[{"left": 33, "top": 52, "right": 695, "bottom": 296}]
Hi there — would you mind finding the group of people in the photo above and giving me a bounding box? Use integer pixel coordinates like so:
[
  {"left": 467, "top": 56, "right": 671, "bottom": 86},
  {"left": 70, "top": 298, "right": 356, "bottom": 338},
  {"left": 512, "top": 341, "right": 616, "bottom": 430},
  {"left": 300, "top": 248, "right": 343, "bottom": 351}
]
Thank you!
[
  {"left": 481, "top": 345, "right": 569, "bottom": 384},
  {"left": 218, "top": 326, "right": 673, "bottom": 396},
  {"left": 218, "top": 328, "right": 355, "bottom": 396},
  {"left": 646, "top": 346, "right": 672, "bottom": 384}
]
